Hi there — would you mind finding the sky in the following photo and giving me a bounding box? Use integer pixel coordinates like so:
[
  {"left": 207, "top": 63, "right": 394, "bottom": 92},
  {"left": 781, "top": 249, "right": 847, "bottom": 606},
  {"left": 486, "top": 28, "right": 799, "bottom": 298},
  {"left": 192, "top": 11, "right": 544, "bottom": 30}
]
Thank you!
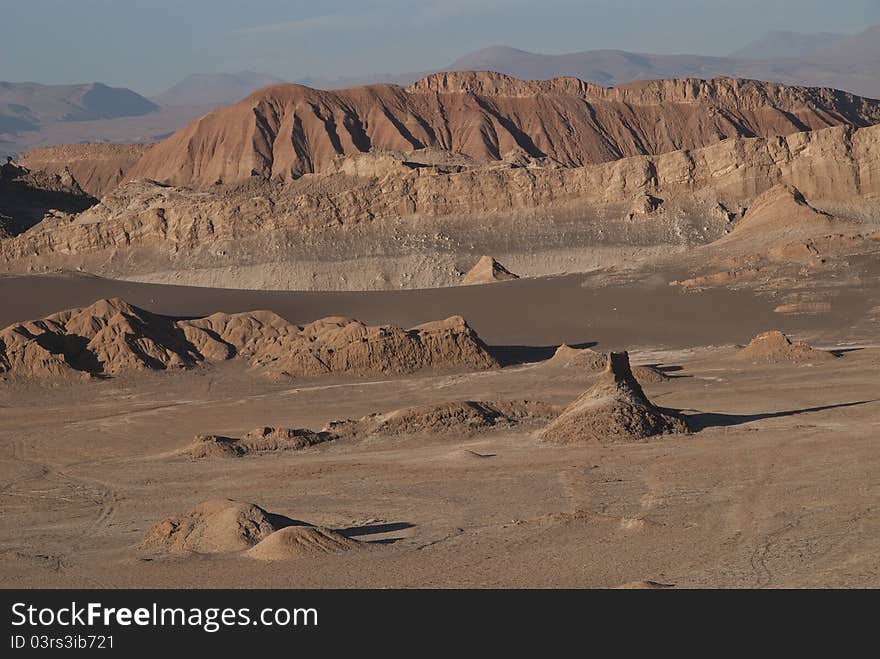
[{"left": 1, "top": 0, "right": 879, "bottom": 95}]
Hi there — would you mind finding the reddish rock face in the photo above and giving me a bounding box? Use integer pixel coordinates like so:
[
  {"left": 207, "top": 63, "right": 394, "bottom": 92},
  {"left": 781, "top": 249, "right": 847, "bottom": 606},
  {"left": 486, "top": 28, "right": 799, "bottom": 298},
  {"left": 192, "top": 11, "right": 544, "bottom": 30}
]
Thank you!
[{"left": 128, "top": 72, "right": 880, "bottom": 189}]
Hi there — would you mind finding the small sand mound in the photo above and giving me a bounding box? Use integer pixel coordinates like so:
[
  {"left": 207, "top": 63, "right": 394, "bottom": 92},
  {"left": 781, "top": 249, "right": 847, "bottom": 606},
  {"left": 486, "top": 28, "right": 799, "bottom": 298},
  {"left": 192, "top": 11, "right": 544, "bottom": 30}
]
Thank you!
[
  {"left": 246, "top": 526, "right": 361, "bottom": 561},
  {"left": 182, "top": 427, "right": 333, "bottom": 459},
  {"left": 548, "top": 344, "right": 669, "bottom": 383},
  {"left": 735, "top": 330, "right": 835, "bottom": 363},
  {"left": 325, "top": 399, "right": 561, "bottom": 438},
  {"left": 540, "top": 352, "right": 688, "bottom": 444},
  {"left": 462, "top": 255, "right": 519, "bottom": 285},
  {"left": 142, "top": 499, "right": 295, "bottom": 554}
]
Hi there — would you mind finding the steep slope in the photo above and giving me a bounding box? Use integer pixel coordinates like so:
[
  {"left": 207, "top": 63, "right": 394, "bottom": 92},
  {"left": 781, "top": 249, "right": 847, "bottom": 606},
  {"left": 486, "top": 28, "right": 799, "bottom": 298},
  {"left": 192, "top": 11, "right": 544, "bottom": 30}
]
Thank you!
[{"left": 128, "top": 72, "right": 880, "bottom": 189}]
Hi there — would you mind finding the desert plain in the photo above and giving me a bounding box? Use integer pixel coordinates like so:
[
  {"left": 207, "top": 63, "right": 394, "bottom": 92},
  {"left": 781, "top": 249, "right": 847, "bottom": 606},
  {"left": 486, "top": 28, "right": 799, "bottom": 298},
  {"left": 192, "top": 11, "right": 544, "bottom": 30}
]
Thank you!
[{"left": 1, "top": 70, "right": 880, "bottom": 588}]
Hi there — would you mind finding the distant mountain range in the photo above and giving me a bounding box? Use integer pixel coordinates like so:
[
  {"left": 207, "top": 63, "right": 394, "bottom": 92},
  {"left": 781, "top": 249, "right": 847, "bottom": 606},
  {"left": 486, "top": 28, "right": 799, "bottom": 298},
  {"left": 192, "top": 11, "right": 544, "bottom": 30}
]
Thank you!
[
  {"left": 726, "top": 30, "right": 846, "bottom": 60},
  {"left": 442, "top": 25, "right": 880, "bottom": 100},
  {"left": 305, "top": 25, "right": 880, "bottom": 100},
  {"left": 2, "top": 25, "right": 880, "bottom": 159},
  {"left": 0, "top": 81, "right": 158, "bottom": 134}
]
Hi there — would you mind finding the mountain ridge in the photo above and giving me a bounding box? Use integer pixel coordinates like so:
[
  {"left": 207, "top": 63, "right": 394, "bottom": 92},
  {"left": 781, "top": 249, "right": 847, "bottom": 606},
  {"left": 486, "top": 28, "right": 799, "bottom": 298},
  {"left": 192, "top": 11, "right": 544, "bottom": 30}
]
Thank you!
[{"left": 128, "top": 72, "right": 880, "bottom": 189}]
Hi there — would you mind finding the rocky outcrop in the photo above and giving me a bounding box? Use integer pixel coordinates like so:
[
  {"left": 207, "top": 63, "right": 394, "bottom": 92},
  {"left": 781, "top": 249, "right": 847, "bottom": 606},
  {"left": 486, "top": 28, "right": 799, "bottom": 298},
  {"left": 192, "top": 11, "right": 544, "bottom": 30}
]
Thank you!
[
  {"left": 462, "top": 255, "right": 519, "bottom": 285},
  {"left": 3, "top": 121, "right": 879, "bottom": 289},
  {"left": 20, "top": 143, "right": 153, "bottom": 198},
  {"left": 713, "top": 184, "right": 854, "bottom": 253},
  {"left": 128, "top": 73, "right": 880, "bottom": 189},
  {"left": 735, "top": 331, "right": 836, "bottom": 363},
  {"left": 547, "top": 344, "right": 669, "bottom": 383},
  {"left": 0, "top": 298, "right": 498, "bottom": 379},
  {"left": 324, "top": 399, "right": 561, "bottom": 438},
  {"left": 540, "top": 352, "right": 688, "bottom": 444},
  {"left": 182, "top": 427, "right": 334, "bottom": 458},
  {"left": 0, "top": 164, "right": 96, "bottom": 237}
]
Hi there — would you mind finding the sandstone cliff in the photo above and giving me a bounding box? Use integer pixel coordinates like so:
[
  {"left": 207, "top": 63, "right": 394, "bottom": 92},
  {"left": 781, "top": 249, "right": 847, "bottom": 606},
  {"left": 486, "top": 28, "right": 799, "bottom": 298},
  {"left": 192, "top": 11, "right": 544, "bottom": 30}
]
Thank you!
[
  {"left": 20, "top": 143, "right": 153, "bottom": 198},
  {"left": 0, "top": 164, "right": 96, "bottom": 237},
  {"left": 5, "top": 122, "right": 878, "bottom": 252},
  {"left": 128, "top": 72, "right": 880, "bottom": 189}
]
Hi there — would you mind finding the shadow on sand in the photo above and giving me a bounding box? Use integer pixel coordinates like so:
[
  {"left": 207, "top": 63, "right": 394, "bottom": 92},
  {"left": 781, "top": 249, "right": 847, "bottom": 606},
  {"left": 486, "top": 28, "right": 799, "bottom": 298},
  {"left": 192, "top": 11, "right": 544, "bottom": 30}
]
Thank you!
[
  {"left": 337, "top": 521, "right": 415, "bottom": 545},
  {"left": 684, "top": 400, "right": 877, "bottom": 431},
  {"left": 491, "top": 342, "right": 597, "bottom": 367}
]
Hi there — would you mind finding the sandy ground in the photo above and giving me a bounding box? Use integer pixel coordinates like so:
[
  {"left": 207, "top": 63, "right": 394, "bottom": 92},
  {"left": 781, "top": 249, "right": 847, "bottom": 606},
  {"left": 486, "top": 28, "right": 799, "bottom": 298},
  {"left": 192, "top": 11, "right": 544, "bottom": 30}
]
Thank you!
[
  {"left": 1, "top": 267, "right": 877, "bottom": 349},
  {"left": 1, "top": 270, "right": 879, "bottom": 588}
]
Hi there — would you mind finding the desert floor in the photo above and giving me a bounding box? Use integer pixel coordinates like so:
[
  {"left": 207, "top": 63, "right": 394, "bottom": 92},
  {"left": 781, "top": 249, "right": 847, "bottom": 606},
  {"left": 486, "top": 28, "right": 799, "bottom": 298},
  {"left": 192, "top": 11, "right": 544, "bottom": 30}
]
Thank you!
[{"left": 1, "top": 271, "right": 879, "bottom": 588}]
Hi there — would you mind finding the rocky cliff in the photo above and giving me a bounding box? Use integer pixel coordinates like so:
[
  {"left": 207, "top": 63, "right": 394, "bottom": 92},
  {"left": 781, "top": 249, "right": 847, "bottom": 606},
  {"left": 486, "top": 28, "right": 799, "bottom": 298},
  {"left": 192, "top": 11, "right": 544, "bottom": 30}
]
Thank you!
[
  {"left": 127, "top": 73, "right": 880, "bottom": 189},
  {"left": 20, "top": 143, "right": 153, "bottom": 198}
]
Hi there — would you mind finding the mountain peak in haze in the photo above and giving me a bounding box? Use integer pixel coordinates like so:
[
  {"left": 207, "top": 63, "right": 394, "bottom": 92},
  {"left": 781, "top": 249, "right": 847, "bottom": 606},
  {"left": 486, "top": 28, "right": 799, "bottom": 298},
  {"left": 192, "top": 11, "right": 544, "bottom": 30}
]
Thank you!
[
  {"left": 450, "top": 45, "right": 535, "bottom": 66},
  {"left": 154, "top": 71, "right": 287, "bottom": 108},
  {"left": 728, "top": 30, "right": 846, "bottom": 60},
  {"left": 441, "top": 24, "right": 880, "bottom": 98},
  {"left": 0, "top": 81, "right": 158, "bottom": 136}
]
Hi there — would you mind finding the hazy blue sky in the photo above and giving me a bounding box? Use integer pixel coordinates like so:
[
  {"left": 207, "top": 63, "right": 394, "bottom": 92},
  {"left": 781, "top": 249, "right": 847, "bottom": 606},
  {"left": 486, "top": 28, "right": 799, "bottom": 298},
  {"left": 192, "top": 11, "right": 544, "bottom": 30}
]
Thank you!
[{"left": 2, "top": 0, "right": 879, "bottom": 94}]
